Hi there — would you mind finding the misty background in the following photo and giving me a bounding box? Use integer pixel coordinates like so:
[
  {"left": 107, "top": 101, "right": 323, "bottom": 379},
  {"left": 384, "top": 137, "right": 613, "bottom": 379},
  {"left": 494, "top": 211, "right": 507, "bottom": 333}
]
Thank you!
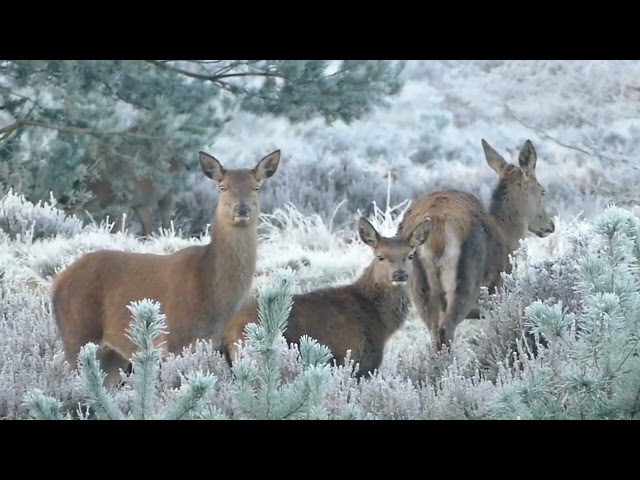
[{"left": 2, "top": 60, "right": 637, "bottom": 237}]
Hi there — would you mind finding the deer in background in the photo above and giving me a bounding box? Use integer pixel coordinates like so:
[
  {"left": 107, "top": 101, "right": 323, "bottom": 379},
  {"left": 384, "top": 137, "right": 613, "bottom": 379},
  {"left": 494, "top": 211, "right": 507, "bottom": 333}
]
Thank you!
[
  {"left": 398, "top": 139, "right": 555, "bottom": 352},
  {"left": 51, "top": 149, "right": 281, "bottom": 387},
  {"left": 79, "top": 154, "right": 184, "bottom": 237},
  {"left": 222, "top": 216, "right": 431, "bottom": 379},
  {"left": 58, "top": 138, "right": 185, "bottom": 237}
]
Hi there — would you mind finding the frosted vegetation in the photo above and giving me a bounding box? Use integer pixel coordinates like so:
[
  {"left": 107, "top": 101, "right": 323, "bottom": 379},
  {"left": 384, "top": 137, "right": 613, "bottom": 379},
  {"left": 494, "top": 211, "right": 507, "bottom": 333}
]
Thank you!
[{"left": 2, "top": 60, "right": 640, "bottom": 419}]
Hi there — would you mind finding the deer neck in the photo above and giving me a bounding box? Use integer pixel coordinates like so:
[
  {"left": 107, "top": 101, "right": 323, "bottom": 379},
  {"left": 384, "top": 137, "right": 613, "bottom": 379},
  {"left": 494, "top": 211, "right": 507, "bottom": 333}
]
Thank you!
[
  {"left": 203, "top": 215, "right": 258, "bottom": 314},
  {"left": 354, "top": 264, "right": 411, "bottom": 336},
  {"left": 489, "top": 193, "right": 528, "bottom": 255}
]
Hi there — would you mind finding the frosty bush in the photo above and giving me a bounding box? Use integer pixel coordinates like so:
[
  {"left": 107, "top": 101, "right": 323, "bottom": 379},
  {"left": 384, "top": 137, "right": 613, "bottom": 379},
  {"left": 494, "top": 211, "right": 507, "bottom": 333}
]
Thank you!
[
  {"left": 229, "top": 269, "right": 337, "bottom": 420},
  {"left": 0, "top": 276, "right": 83, "bottom": 419},
  {"left": 467, "top": 217, "right": 593, "bottom": 382},
  {"left": 0, "top": 189, "right": 84, "bottom": 241},
  {"left": 8, "top": 187, "right": 640, "bottom": 420},
  {"left": 24, "top": 299, "right": 223, "bottom": 420},
  {"left": 486, "top": 205, "right": 640, "bottom": 419}
]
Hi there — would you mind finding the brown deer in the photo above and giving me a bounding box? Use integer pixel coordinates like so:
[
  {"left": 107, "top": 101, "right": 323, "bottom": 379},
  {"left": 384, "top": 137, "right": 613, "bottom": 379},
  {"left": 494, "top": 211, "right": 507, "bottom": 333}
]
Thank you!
[
  {"left": 87, "top": 155, "right": 183, "bottom": 236},
  {"left": 222, "top": 216, "right": 430, "bottom": 379},
  {"left": 60, "top": 155, "right": 184, "bottom": 237},
  {"left": 51, "top": 149, "right": 281, "bottom": 387},
  {"left": 398, "top": 139, "right": 555, "bottom": 352}
]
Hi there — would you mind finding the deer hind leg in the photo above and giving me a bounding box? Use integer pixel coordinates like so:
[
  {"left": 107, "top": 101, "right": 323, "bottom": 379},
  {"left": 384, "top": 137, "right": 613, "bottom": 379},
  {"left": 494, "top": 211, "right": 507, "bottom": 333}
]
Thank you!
[
  {"left": 95, "top": 344, "right": 132, "bottom": 389},
  {"left": 158, "top": 192, "right": 175, "bottom": 231},
  {"left": 410, "top": 254, "right": 445, "bottom": 352},
  {"left": 438, "top": 227, "right": 486, "bottom": 350},
  {"left": 466, "top": 305, "right": 481, "bottom": 319}
]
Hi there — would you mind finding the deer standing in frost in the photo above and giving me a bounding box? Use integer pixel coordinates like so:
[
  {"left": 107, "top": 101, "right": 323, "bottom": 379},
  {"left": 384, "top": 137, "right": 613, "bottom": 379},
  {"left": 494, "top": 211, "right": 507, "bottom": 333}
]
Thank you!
[
  {"left": 51, "top": 149, "right": 281, "bottom": 387},
  {"left": 397, "top": 139, "right": 555, "bottom": 352},
  {"left": 222, "top": 216, "right": 430, "bottom": 379}
]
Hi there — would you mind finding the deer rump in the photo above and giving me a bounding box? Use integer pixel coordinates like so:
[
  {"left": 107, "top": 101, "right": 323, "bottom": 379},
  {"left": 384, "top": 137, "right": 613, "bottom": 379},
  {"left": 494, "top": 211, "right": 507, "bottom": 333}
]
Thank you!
[{"left": 398, "top": 190, "right": 509, "bottom": 350}]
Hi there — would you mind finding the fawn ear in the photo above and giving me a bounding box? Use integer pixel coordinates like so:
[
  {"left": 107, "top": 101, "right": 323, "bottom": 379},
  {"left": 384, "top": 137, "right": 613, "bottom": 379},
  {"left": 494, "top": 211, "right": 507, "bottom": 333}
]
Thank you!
[
  {"left": 199, "top": 152, "right": 225, "bottom": 182},
  {"left": 408, "top": 218, "right": 431, "bottom": 248},
  {"left": 481, "top": 139, "right": 508, "bottom": 176},
  {"left": 358, "top": 217, "right": 380, "bottom": 248},
  {"left": 518, "top": 139, "right": 537, "bottom": 178},
  {"left": 255, "top": 150, "right": 281, "bottom": 181}
]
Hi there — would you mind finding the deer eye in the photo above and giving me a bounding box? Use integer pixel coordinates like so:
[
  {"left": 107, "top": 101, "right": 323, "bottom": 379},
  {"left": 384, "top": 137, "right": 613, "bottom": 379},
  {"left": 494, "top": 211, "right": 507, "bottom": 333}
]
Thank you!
[
  {"left": 408, "top": 253, "right": 414, "bottom": 260},
  {"left": 219, "top": 186, "right": 227, "bottom": 192},
  {"left": 377, "top": 256, "right": 384, "bottom": 262},
  {"left": 254, "top": 186, "right": 260, "bottom": 192}
]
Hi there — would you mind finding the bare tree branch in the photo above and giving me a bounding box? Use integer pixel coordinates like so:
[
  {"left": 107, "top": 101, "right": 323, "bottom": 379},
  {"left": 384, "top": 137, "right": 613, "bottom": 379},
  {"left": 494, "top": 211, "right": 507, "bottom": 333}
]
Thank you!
[
  {"left": 504, "top": 104, "right": 639, "bottom": 170},
  {"left": 0, "top": 117, "right": 159, "bottom": 142},
  {"left": 504, "top": 104, "right": 594, "bottom": 158},
  {"left": 0, "top": 118, "right": 27, "bottom": 140},
  {"left": 144, "top": 60, "right": 284, "bottom": 83}
]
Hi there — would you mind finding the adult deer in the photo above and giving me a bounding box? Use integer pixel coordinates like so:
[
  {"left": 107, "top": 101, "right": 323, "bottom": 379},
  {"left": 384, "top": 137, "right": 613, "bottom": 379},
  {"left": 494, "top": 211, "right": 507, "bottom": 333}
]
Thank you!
[
  {"left": 60, "top": 155, "right": 184, "bottom": 237},
  {"left": 398, "top": 139, "right": 555, "bottom": 352},
  {"left": 51, "top": 149, "right": 281, "bottom": 387},
  {"left": 222, "top": 216, "right": 430, "bottom": 379}
]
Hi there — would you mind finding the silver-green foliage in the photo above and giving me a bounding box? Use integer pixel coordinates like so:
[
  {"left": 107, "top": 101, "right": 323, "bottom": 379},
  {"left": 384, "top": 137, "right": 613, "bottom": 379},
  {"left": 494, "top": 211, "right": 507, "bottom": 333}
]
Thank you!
[
  {"left": 230, "top": 268, "right": 336, "bottom": 420},
  {"left": 0, "top": 60, "right": 406, "bottom": 223},
  {"left": 488, "top": 205, "right": 640, "bottom": 419},
  {"left": 23, "top": 299, "right": 222, "bottom": 420},
  {"left": 0, "top": 188, "right": 83, "bottom": 240}
]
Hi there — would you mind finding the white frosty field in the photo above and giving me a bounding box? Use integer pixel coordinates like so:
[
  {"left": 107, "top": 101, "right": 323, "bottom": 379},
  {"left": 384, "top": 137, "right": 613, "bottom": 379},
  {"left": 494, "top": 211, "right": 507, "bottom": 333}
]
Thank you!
[{"left": 1, "top": 60, "right": 639, "bottom": 419}]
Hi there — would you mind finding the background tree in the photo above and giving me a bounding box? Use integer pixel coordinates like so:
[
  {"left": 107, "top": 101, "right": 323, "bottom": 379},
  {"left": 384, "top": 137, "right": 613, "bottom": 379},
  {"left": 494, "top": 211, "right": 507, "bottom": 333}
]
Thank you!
[{"left": 0, "top": 60, "right": 406, "bottom": 230}]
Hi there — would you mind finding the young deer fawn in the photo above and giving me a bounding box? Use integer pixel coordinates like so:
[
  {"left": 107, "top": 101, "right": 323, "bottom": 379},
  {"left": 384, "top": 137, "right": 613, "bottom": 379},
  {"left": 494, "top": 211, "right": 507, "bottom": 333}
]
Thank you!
[
  {"left": 51, "top": 149, "right": 281, "bottom": 387},
  {"left": 222, "top": 216, "right": 430, "bottom": 379},
  {"left": 398, "top": 139, "right": 555, "bottom": 352}
]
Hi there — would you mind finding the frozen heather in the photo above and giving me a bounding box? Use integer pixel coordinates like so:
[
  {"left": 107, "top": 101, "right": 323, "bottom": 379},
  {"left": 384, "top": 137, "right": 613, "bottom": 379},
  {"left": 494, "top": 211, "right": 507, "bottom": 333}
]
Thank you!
[{"left": 3, "top": 60, "right": 640, "bottom": 419}]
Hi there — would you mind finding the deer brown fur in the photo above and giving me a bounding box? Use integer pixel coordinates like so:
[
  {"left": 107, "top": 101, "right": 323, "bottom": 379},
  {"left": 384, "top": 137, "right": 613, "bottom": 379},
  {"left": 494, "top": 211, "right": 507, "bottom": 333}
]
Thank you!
[
  {"left": 60, "top": 150, "right": 184, "bottom": 237},
  {"left": 222, "top": 217, "right": 430, "bottom": 379},
  {"left": 83, "top": 155, "right": 183, "bottom": 237},
  {"left": 51, "top": 149, "right": 281, "bottom": 387},
  {"left": 398, "top": 139, "right": 555, "bottom": 352}
]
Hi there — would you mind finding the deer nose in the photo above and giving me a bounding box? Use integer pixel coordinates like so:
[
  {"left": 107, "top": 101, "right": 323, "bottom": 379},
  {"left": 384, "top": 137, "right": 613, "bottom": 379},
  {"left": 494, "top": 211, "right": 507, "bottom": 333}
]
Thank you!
[
  {"left": 392, "top": 270, "right": 408, "bottom": 283},
  {"left": 234, "top": 204, "right": 251, "bottom": 218},
  {"left": 548, "top": 220, "right": 555, "bottom": 233}
]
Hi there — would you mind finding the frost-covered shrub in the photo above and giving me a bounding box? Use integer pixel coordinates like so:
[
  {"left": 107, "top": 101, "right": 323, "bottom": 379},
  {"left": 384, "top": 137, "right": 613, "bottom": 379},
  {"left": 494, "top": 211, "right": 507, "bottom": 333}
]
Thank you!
[
  {"left": 8, "top": 185, "right": 640, "bottom": 420},
  {"left": 416, "top": 362, "right": 495, "bottom": 420},
  {"left": 24, "top": 299, "right": 222, "bottom": 420},
  {"left": 0, "top": 189, "right": 84, "bottom": 240},
  {"left": 467, "top": 217, "right": 593, "bottom": 382},
  {"left": 157, "top": 340, "right": 235, "bottom": 418},
  {"left": 229, "top": 269, "right": 336, "bottom": 420},
  {"left": 0, "top": 277, "right": 83, "bottom": 419},
  {"left": 353, "top": 373, "right": 423, "bottom": 420},
  {"left": 486, "top": 206, "right": 640, "bottom": 419}
]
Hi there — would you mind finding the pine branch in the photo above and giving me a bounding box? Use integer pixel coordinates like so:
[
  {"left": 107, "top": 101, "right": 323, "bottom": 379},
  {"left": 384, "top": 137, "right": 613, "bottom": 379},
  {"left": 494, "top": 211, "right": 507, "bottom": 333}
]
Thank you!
[
  {"left": 78, "top": 344, "right": 125, "bottom": 420},
  {"left": 612, "top": 337, "right": 640, "bottom": 376},
  {"left": 23, "top": 389, "right": 64, "bottom": 420},
  {"left": 158, "top": 372, "right": 217, "bottom": 420},
  {"left": 1, "top": 117, "right": 159, "bottom": 141},
  {"left": 144, "top": 60, "right": 285, "bottom": 83}
]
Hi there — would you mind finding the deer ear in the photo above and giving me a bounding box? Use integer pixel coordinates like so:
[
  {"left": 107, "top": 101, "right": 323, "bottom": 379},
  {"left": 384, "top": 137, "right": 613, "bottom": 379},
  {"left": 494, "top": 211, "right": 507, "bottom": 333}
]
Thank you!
[
  {"left": 255, "top": 150, "right": 280, "bottom": 181},
  {"left": 358, "top": 217, "right": 380, "bottom": 248},
  {"left": 482, "top": 139, "right": 508, "bottom": 176},
  {"left": 408, "top": 218, "right": 431, "bottom": 248},
  {"left": 199, "top": 152, "right": 225, "bottom": 182},
  {"left": 518, "top": 139, "right": 537, "bottom": 177}
]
